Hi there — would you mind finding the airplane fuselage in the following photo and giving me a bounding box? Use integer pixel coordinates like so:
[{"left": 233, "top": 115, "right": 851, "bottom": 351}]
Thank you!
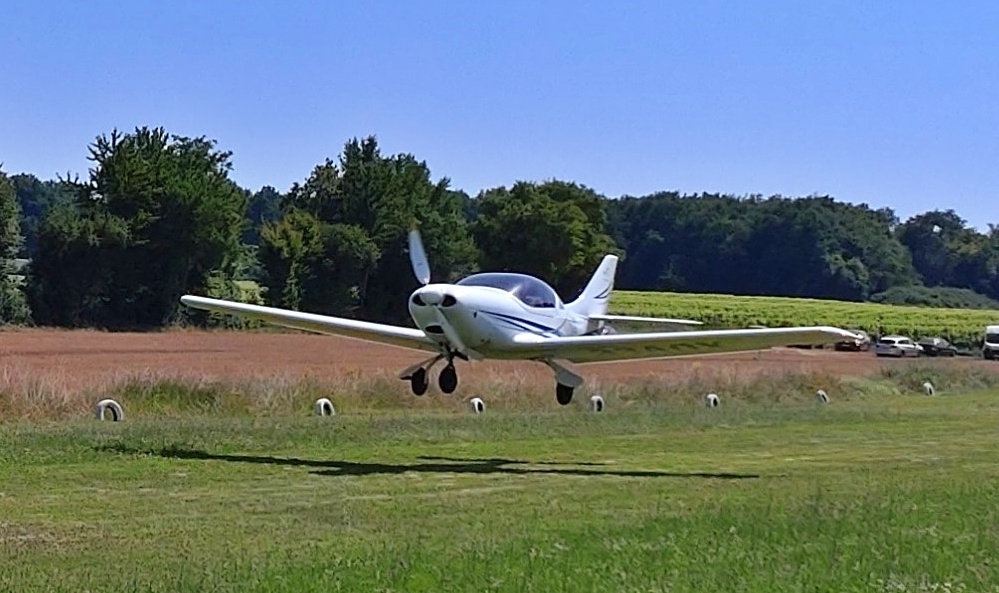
[{"left": 407, "top": 278, "right": 591, "bottom": 360}]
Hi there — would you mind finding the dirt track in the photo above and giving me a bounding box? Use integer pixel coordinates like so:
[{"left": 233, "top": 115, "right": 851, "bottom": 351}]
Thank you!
[{"left": 2, "top": 329, "right": 993, "bottom": 396}]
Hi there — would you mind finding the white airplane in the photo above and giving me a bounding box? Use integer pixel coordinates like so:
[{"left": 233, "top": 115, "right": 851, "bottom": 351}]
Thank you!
[{"left": 181, "top": 230, "right": 857, "bottom": 405}]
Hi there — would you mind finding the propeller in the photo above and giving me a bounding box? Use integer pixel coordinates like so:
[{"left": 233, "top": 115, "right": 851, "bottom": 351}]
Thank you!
[{"left": 408, "top": 227, "right": 431, "bottom": 286}]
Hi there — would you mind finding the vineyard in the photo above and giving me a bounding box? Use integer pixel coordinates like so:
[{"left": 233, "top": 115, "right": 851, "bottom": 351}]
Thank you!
[{"left": 611, "top": 290, "right": 999, "bottom": 346}]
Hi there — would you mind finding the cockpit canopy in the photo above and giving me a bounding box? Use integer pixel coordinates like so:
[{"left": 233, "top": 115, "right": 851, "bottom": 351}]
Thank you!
[{"left": 457, "top": 273, "right": 560, "bottom": 308}]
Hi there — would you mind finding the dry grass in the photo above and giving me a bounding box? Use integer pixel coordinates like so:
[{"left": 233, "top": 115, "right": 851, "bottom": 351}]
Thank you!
[
  {"left": 3, "top": 356, "right": 998, "bottom": 422},
  {"left": 3, "top": 327, "right": 997, "bottom": 421}
]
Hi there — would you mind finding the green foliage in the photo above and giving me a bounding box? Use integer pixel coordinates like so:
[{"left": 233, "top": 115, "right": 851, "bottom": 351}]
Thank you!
[
  {"left": 196, "top": 245, "right": 266, "bottom": 326},
  {"left": 0, "top": 169, "right": 23, "bottom": 263},
  {"left": 897, "top": 209, "right": 999, "bottom": 300},
  {"left": 243, "top": 185, "right": 283, "bottom": 245},
  {"left": 0, "top": 167, "right": 31, "bottom": 324},
  {"left": 613, "top": 290, "right": 998, "bottom": 346},
  {"left": 10, "top": 173, "right": 73, "bottom": 258},
  {"left": 264, "top": 136, "right": 477, "bottom": 321},
  {"left": 608, "top": 193, "right": 917, "bottom": 300},
  {"left": 871, "top": 285, "right": 999, "bottom": 309},
  {"left": 260, "top": 210, "right": 379, "bottom": 315},
  {"left": 472, "top": 181, "right": 618, "bottom": 296},
  {"left": 14, "top": 131, "right": 999, "bottom": 328},
  {"left": 26, "top": 127, "right": 247, "bottom": 328}
]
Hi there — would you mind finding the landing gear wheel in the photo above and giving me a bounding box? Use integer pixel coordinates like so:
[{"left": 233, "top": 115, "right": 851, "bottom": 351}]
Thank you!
[
  {"left": 556, "top": 383, "right": 574, "bottom": 406},
  {"left": 410, "top": 368, "right": 429, "bottom": 396},
  {"left": 438, "top": 364, "right": 458, "bottom": 394}
]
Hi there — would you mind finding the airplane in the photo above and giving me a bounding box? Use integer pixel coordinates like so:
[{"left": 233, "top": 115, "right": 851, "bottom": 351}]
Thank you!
[{"left": 181, "top": 230, "right": 858, "bottom": 406}]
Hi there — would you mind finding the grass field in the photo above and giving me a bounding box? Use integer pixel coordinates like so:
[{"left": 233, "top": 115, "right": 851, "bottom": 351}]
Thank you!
[
  {"left": 3, "top": 377, "right": 999, "bottom": 592},
  {"left": 613, "top": 290, "right": 999, "bottom": 347}
]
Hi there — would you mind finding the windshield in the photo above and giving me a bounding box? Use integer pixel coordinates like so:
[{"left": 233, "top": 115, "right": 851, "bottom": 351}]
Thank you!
[
  {"left": 457, "top": 273, "right": 558, "bottom": 308},
  {"left": 986, "top": 332, "right": 999, "bottom": 345}
]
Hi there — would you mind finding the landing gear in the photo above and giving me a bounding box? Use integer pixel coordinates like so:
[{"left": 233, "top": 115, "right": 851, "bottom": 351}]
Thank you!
[
  {"left": 438, "top": 363, "right": 458, "bottom": 394},
  {"left": 399, "top": 353, "right": 460, "bottom": 395},
  {"left": 401, "top": 354, "right": 443, "bottom": 396},
  {"left": 544, "top": 359, "right": 582, "bottom": 407},
  {"left": 410, "top": 368, "right": 429, "bottom": 396},
  {"left": 556, "top": 383, "right": 574, "bottom": 405}
]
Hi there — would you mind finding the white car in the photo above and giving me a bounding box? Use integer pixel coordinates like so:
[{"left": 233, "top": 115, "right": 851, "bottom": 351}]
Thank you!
[
  {"left": 874, "top": 336, "right": 922, "bottom": 357},
  {"left": 983, "top": 325, "right": 999, "bottom": 360}
]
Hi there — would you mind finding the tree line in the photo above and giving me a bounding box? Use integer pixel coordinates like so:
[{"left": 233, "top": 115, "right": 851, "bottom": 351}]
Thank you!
[{"left": 2, "top": 126, "right": 998, "bottom": 329}]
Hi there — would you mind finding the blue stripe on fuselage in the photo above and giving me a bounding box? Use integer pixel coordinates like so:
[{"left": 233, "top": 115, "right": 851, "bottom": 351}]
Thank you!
[{"left": 481, "top": 310, "right": 560, "bottom": 336}]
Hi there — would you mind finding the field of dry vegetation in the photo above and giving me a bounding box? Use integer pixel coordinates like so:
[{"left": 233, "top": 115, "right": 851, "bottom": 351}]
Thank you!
[{"left": 2, "top": 328, "right": 998, "bottom": 420}]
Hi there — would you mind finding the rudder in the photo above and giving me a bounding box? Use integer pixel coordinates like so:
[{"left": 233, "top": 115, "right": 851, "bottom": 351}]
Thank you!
[{"left": 566, "top": 255, "right": 618, "bottom": 317}]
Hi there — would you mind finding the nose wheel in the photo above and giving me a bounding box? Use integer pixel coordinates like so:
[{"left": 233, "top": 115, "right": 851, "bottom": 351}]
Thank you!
[
  {"left": 438, "top": 363, "right": 458, "bottom": 394},
  {"left": 401, "top": 355, "right": 459, "bottom": 395},
  {"left": 409, "top": 368, "right": 429, "bottom": 396}
]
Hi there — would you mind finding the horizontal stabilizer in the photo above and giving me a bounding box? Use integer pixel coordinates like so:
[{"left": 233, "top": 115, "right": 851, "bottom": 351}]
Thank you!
[{"left": 590, "top": 314, "right": 703, "bottom": 327}]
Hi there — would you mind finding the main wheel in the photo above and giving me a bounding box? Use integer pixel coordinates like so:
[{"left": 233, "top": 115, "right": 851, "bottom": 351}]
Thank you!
[
  {"left": 556, "top": 383, "right": 574, "bottom": 406},
  {"left": 438, "top": 364, "right": 458, "bottom": 394},
  {"left": 410, "top": 368, "right": 429, "bottom": 396}
]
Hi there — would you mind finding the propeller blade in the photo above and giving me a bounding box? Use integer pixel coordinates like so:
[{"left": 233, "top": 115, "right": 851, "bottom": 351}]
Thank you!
[
  {"left": 408, "top": 228, "right": 431, "bottom": 286},
  {"left": 433, "top": 308, "right": 469, "bottom": 357}
]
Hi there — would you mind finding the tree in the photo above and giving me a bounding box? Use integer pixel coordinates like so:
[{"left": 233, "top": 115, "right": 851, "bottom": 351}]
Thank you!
[
  {"left": 244, "top": 185, "right": 283, "bottom": 245},
  {"left": 472, "top": 181, "right": 618, "bottom": 297},
  {"left": 897, "top": 210, "right": 966, "bottom": 287},
  {"left": 336, "top": 137, "right": 478, "bottom": 320},
  {"left": 263, "top": 136, "right": 477, "bottom": 322},
  {"left": 0, "top": 167, "right": 31, "bottom": 324},
  {"left": 259, "top": 210, "right": 379, "bottom": 315},
  {"left": 10, "top": 173, "right": 73, "bottom": 258},
  {"left": 605, "top": 193, "right": 918, "bottom": 301},
  {"left": 897, "top": 210, "right": 999, "bottom": 299},
  {"left": 28, "top": 127, "right": 248, "bottom": 328}
]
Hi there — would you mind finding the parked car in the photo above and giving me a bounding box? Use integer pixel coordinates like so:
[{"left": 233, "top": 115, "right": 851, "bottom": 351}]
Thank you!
[
  {"left": 917, "top": 337, "right": 957, "bottom": 357},
  {"left": 835, "top": 329, "right": 872, "bottom": 352},
  {"left": 983, "top": 325, "right": 999, "bottom": 360},
  {"left": 874, "top": 336, "right": 922, "bottom": 357}
]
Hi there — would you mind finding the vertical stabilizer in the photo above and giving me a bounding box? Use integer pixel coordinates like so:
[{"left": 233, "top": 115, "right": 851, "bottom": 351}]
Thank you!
[{"left": 566, "top": 255, "right": 618, "bottom": 317}]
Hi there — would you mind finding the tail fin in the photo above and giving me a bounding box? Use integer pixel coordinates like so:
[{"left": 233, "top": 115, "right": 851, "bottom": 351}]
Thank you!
[{"left": 566, "top": 255, "right": 618, "bottom": 318}]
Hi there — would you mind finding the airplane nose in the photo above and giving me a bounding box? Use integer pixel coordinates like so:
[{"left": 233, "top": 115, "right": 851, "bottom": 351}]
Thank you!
[
  {"left": 421, "top": 290, "right": 443, "bottom": 306},
  {"left": 412, "top": 287, "right": 452, "bottom": 307}
]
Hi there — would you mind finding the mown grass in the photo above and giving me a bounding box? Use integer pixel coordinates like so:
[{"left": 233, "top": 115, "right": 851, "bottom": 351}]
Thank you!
[{"left": 2, "top": 371, "right": 999, "bottom": 592}]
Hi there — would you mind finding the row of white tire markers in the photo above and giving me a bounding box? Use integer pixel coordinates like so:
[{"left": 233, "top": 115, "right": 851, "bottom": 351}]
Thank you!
[{"left": 92, "top": 382, "right": 937, "bottom": 422}]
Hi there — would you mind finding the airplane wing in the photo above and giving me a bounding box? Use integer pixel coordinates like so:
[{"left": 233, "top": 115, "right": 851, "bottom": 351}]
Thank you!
[
  {"left": 589, "top": 314, "right": 703, "bottom": 326},
  {"left": 510, "top": 326, "right": 859, "bottom": 364},
  {"left": 180, "top": 295, "right": 439, "bottom": 353}
]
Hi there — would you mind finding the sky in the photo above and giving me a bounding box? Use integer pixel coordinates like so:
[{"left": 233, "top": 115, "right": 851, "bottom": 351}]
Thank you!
[{"left": 3, "top": 1, "right": 998, "bottom": 228}]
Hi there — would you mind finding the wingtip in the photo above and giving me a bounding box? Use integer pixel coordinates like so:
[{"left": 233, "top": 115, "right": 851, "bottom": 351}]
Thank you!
[{"left": 180, "top": 294, "right": 210, "bottom": 307}]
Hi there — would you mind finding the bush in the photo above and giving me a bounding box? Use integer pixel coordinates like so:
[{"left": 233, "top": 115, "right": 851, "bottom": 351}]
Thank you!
[{"left": 870, "top": 285, "right": 999, "bottom": 310}]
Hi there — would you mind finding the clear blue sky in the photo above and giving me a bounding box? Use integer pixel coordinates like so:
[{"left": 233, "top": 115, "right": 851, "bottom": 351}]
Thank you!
[{"left": 3, "top": 1, "right": 998, "bottom": 228}]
